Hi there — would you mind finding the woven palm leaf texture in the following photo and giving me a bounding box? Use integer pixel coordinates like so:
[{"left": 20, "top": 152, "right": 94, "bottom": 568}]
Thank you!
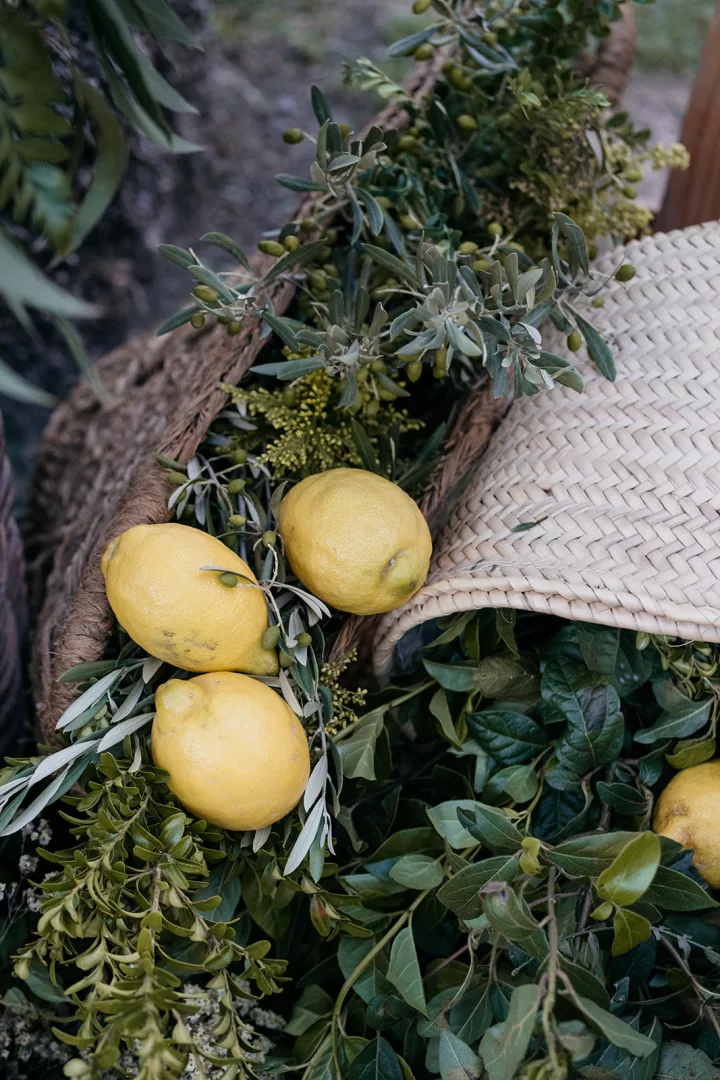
[{"left": 374, "top": 221, "right": 720, "bottom": 674}]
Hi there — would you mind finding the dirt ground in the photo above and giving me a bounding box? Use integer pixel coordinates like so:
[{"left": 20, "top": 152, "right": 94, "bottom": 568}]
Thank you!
[{"left": 0, "top": 0, "right": 706, "bottom": 504}]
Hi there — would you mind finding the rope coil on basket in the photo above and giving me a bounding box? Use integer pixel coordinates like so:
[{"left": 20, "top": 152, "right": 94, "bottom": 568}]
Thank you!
[{"left": 27, "top": 24, "right": 635, "bottom": 741}]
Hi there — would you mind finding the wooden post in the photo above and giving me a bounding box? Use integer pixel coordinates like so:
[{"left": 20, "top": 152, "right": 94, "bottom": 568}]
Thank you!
[{"left": 655, "top": 0, "right": 720, "bottom": 232}]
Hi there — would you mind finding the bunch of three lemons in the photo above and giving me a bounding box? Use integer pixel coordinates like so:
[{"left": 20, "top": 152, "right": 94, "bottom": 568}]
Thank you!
[{"left": 102, "top": 468, "right": 432, "bottom": 832}]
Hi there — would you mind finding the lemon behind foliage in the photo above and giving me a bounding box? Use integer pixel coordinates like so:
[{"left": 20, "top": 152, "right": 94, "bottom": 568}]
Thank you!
[
  {"left": 102, "top": 523, "right": 277, "bottom": 675},
  {"left": 279, "top": 468, "right": 432, "bottom": 615},
  {"left": 653, "top": 759, "right": 720, "bottom": 887},
  {"left": 152, "top": 672, "right": 310, "bottom": 830}
]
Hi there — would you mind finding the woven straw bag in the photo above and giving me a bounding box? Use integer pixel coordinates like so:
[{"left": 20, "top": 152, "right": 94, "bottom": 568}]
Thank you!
[
  {"left": 373, "top": 220, "right": 720, "bottom": 674},
  {"left": 25, "top": 29, "right": 636, "bottom": 740}
]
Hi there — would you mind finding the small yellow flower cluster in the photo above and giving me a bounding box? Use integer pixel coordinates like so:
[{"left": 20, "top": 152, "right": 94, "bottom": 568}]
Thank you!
[
  {"left": 226, "top": 370, "right": 420, "bottom": 478},
  {"left": 647, "top": 142, "right": 690, "bottom": 171},
  {"left": 319, "top": 650, "right": 367, "bottom": 735},
  {"left": 571, "top": 195, "right": 654, "bottom": 241}
]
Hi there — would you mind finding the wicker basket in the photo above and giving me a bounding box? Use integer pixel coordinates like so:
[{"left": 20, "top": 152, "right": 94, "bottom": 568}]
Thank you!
[
  {"left": 374, "top": 220, "right": 720, "bottom": 673},
  {"left": 26, "top": 24, "right": 636, "bottom": 739},
  {"left": 0, "top": 413, "right": 26, "bottom": 752}
]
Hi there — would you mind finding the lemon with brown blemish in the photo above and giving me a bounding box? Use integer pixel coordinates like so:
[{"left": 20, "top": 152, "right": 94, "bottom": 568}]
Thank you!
[
  {"left": 101, "top": 523, "right": 277, "bottom": 675},
  {"left": 278, "top": 468, "right": 432, "bottom": 615},
  {"left": 152, "top": 672, "right": 309, "bottom": 830},
  {"left": 653, "top": 759, "right": 720, "bottom": 887}
]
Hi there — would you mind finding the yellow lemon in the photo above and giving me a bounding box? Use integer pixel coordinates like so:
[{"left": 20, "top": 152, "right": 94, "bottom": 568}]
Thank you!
[
  {"left": 653, "top": 760, "right": 720, "bottom": 887},
  {"left": 152, "top": 672, "right": 310, "bottom": 830},
  {"left": 101, "top": 523, "right": 277, "bottom": 675},
  {"left": 279, "top": 468, "right": 432, "bottom": 615}
]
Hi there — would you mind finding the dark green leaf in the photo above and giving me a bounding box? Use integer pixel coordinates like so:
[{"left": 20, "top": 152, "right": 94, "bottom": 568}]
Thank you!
[
  {"left": 349, "top": 1037, "right": 403, "bottom": 1080},
  {"left": 362, "top": 244, "right": 420, "bottom": 287},
  {"left": 276, "top": 173, "right": 327, "bottom": 193},
  {"left": 430, "top": 688, "right": 463, "bottom": 750},
  {"left": 450, "top": 984, "right": 493, "bottom": 1043},
  {"left": 350, "top": 419, "right": 382, "bottom": 473},
  {"left": 473, "top": 656, "right": 540, "bottom": 704},
  {"left": 355, "top": 187, "right": 385, "bottom": 237},
  {"left": 311, "top": 84, "right": 332, "bottom": 125},
  {"left": 556, "top": 955, "right": 610, "bottom": 1010},
  {"left": 457, "top": 804, "right": 524, "bottom": 853},
  {"left": 612, "top": 908, "right": 652, "bottom": 956},
  {"left": 423, "top": 659, "right": 476, "bottom": 691},
  {"left": 596, "top": 832, "right": 661, "bottom": 908},
  {"left": 654, "top": 1042, "right": 717, "bottom": 1080},
  {"left": 596, "top": 781, "right": 648, "bottom": 816},
  {"left": 576, "top": 314, "right": 615, "bottom": 381},
  {"left": 634, "top": 696, "right": 711, "bottom": 745},
  {"left": 543, "top": 657, "right": 623, "bottom": 774},
  {"left": 25, "top": 958, "right": 67, "bottom": 1004},
  {"left": 549, "top": 831, "right": 641, "bottom": 877},
  {"left": 63, "top": 77, "right": 128, "bottom": 256},
  {"left": 553, "top": 213, "right": 589, "bottom": 278},
  {"left": 467, "top": 710, "right": 546, "bottom": 765},
  {"left": 387, "top": 26, "right": 439, "bottom": 57},
  {"left": 156, "top": 305, "right": 202, "bottom": 336},
  {"left": 483, "top": 887, "right": 548, "bottom": 962},
  {"left": 643, "top": 865, "right": 718, "bottom": 911},
  {"left": 252, "top": 357, "right": 325, "bottom": 381},
  {"left": 262, "top": 239, "right": 328, "bottom": 284},
  {"left": 130, "top": 0, "right": 196, "bottom": 46},
  {"left": 337, "top": 708, "right": 386, "bottom": 780},
  {"left": 261, "top": 312, "right": 299, "bottom": 351},
  {"left": 338, "top": 937, "right": 391, "bottom": 1005},
  {"left": 437, "top": 855, "right": 520, "bottom": 919},
  {"left": 285, "top": 985, "right": 334, "bottom": 1036},
  {"left": 577, "top": 624, "right": 619, "bottom": 675},
  {"left": 570, "top": 996, "right": 656, "bottom": 1058}
]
